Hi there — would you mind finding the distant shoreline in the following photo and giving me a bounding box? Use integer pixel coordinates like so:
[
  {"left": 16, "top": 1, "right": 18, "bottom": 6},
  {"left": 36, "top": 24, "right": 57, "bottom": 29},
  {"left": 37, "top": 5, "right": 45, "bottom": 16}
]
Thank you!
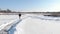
[{"left": 0, "top": 12, "right": 60, "bottom": 15}]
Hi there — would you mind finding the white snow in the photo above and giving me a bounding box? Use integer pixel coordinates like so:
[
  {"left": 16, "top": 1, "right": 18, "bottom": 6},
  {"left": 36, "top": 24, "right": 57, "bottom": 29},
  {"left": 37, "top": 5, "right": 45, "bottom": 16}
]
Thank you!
[
  {"left": 0, "top": 15, "right": 19, "bottom": 31},
  {"left": 1, "top": 14, "right": 60, "bottom": 34},
  {"left": 0, "top": 15, "right": 19, "bottom": 25},
  {"left": 14, "top": 14, "right": 60, "bottom": 34}
]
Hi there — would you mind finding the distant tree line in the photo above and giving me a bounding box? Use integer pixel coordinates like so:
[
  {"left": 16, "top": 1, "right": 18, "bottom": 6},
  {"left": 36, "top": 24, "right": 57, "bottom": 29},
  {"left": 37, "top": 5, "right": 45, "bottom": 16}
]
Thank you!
[{"left": 0, "top": 9, "right": 11, "bottom": 13}]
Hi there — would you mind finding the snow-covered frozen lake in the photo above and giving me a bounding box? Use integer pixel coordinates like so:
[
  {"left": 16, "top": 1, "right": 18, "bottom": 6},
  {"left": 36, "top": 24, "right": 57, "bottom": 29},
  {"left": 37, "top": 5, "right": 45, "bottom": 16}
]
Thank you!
[
  {"left": 1, "top": 14, "right": 60, "bottom": 34},
  {"left": 0, "top": 15, "right": 19, "bottom": 26}
]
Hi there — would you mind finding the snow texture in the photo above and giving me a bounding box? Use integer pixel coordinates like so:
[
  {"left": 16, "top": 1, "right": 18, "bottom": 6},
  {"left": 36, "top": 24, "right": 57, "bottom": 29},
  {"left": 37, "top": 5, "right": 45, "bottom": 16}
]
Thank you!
[
  {"left": 14, "top": 14, "right": 60, "bottom": 34},
  {"left": 1, "top": 14, "right": 60, "bottom": 34}
]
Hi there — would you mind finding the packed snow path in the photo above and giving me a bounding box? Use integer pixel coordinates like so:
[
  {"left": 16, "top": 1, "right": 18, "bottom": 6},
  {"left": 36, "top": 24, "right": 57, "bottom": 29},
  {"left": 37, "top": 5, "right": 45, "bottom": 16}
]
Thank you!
[{"left": 0, "top": 15, "right": 19, "bottom": 34}]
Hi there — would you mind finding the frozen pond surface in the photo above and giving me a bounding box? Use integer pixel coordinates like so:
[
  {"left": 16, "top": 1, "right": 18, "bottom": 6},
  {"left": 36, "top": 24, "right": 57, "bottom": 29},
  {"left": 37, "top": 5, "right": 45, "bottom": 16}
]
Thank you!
[{"left": 1, "top": 14, "right": 60, "bottom": 34}]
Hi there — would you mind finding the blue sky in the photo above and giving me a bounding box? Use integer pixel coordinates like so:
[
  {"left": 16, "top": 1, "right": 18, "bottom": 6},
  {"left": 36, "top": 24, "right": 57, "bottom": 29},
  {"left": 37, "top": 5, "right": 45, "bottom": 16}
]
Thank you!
[{"left": 0, "top": 0, "right": 60, "bottom": 11}]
